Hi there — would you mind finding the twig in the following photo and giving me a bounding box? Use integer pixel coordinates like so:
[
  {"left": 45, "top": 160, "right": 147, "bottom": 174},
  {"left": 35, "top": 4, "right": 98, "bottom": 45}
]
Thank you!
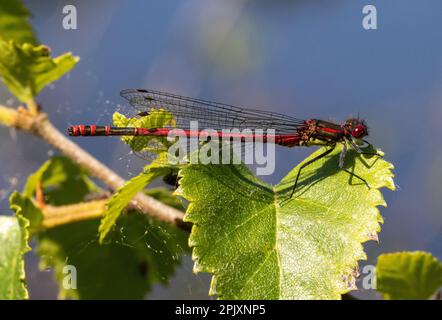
[
  {"left": 42, "top": 200, "right": 107, "bottom": 228},
  {"left": 0, "top": 105, "right": 190, "bottom": 231}
]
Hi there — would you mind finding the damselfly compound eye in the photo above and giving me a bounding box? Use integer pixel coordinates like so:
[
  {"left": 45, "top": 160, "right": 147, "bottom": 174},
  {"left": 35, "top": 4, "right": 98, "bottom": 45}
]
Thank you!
[{"left": 351, "top": 125, "right": 367, "bottom": 138}]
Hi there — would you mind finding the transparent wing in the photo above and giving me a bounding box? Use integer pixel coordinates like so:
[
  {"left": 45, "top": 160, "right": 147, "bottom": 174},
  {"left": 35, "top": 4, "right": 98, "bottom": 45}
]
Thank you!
[{"left": 120, "top": 89, "right": 305, "bottom": 135}]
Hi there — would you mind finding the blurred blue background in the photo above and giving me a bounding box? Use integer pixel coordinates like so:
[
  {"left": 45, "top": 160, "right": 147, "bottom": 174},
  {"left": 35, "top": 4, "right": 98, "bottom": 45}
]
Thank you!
[{"left": 0, "top": 0, "right": 441, "bottom": 299}]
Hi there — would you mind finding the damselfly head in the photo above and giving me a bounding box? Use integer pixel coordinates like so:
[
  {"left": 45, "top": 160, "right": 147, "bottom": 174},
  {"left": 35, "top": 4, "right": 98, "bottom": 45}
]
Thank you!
[{"left": 344, "top": 118, "right": 368, "bottom": 139}]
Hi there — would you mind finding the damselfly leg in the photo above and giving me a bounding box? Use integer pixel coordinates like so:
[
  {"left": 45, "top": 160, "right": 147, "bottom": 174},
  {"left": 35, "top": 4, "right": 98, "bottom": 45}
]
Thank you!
[
  {"left": 286, "top": 145, "right": 336, "bottom": 200},
  {"left": 338, "top": 142, "right": 370, "bottom": 188},
  {"left": 284, "top": 140, "right": 376, "bottom": 202},
  {"left": 348, "top": 138, "right": 383, "bottom": 157}
]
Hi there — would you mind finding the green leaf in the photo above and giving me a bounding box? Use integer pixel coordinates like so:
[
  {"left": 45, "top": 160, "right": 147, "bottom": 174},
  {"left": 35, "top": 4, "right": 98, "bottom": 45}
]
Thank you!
[
  {"left": 376, "top": 251, "right": 442, "bottom": 300},
  {"left": 0, "top": 0, "right": 38, "bottom": 45},
  {"left": 98, "top": 153, "right": 173, "bottom": 243},
  {"left": 0, "top": 214, "right": 30, "bottom": 299},
  {"left": 37, "top": 209, "right": 188, "bottom": 299},
  {"left": 23, "top": 156, "right": 97, "bottom": 205},
  {"left": 14, "top": 155, "right": 187, "bottom": 299},
  {"left": 180, "top": 144, "right": 395, "bottom": 299},
  {"left": 113, "top": 110, "right": 175, "bottom": 153},
  {"left": 144, "top": 187, "right": 185, "bottom": 211},
  {"left": 98, "top": 111, "right": 182, "bottom": 243},
  {"left": 1, "top": 191, "right": 44, "bottom": 299},
  {"left": 10, "top": 192, "right": 44, "bottom": 236},
  {"left": 0, "top": 41, "right": 79, "bottom": 102}
]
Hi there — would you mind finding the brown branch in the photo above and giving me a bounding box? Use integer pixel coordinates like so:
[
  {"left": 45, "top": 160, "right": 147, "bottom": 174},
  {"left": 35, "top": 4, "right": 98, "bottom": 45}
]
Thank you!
[
  {"left": 0, "top": 105, "right": 190, "bottom": 231},
  {"left": 42, "top": 200, "right": 107, "bottom": 228}
]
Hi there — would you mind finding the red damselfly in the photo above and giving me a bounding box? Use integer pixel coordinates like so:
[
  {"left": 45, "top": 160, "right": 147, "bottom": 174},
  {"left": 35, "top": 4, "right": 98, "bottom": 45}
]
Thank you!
[{"left": 68, "top": 89, "right": 381, "bottom": 198}]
